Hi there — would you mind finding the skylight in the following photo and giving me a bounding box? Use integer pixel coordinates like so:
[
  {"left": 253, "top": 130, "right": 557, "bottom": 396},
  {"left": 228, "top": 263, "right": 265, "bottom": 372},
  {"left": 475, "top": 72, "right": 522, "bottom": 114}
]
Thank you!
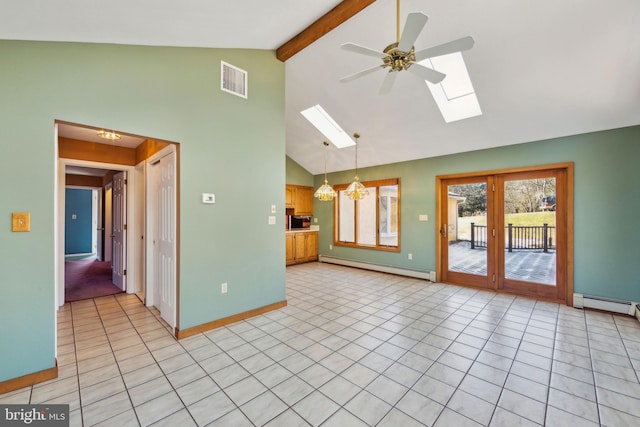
[
  {"left": 301, "top": 104, "right": 355, "bottom": 148},
  {"left": 421, "top": 52, "right": 482, "bottom": 123}
]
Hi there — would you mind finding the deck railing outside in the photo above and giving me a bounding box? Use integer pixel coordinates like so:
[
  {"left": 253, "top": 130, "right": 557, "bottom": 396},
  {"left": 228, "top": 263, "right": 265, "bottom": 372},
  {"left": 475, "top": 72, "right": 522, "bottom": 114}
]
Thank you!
[{"left": 470, "top": 223, "right": 555, "bottom": 252}]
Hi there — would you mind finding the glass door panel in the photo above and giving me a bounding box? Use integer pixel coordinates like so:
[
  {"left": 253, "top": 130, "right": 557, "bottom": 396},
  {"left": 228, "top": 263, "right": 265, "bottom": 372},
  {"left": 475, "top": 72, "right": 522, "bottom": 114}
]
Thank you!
[
  {"left": 440, "top": 178, "right": 493, "bottom": 289},
  {"left": 503, "top": 177, "right": 556, "bottom": 286},
  {"left": 496, "top": 169, "right": 566, "bottom": 301}
]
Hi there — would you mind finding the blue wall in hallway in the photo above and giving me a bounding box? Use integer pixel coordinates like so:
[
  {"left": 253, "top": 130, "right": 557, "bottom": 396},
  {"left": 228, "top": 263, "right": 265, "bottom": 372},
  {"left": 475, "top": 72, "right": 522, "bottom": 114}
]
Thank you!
[{"left": 65, "top": 188, "right": 93, "bottom": 254}]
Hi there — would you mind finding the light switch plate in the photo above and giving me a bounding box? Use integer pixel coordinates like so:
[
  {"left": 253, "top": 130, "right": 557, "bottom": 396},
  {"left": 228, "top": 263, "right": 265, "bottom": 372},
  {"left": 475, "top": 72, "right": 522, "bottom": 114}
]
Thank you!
[
  {"left": 12, "top": 212, "right": 30, "bottom": 232},
  {"left": 419, "top": 214, "right": 428, "bottom": 221},
  {"left": 268, "top": 216, "right": 276, "bottom": 225},
  {"left": 202, "top": 193, "right": 215, "bottom": 204}
]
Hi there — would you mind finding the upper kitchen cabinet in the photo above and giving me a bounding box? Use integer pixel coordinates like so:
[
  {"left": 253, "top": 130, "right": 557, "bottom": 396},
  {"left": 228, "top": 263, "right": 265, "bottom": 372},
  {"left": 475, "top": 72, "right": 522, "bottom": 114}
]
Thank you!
[
  {"left": 285, "top": 184, "right": 314, "bottom": 215},
  {"left": 285, "top": 186, "right": 295, "bottom": 209}
]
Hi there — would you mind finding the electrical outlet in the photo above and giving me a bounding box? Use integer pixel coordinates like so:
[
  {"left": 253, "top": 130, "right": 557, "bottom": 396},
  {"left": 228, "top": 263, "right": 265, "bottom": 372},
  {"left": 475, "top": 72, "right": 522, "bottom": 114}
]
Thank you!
[
  {"left": 221, "top": 282, "right": 228, "bottom": 294},
  {"left": 408, "top": 253, "right": 413, "bottom": 260},
  {"left": 329, "top": 244, "right": 333, "bottom": 250}
]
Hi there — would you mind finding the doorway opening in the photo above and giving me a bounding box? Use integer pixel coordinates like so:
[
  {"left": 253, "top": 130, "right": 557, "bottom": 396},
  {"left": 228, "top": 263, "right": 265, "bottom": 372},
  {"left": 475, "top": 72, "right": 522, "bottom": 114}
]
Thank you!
[
  {"left": 54, "top": 121, "right": 180, "bottom": 330},
  {"left": 63, "top": 183, "right": 123, "bottom": 302},
  {"left": 436, "top": 163, "right": 573, "bottom": 304}
]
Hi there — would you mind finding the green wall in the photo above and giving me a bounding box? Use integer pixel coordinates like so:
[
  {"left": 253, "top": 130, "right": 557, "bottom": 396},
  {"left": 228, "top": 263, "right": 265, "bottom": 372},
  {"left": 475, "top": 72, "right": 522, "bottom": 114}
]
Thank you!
[
  {"left": 315, "top": 126, "right": 640, "bottom": 302},
  {"left": 0, "top": 41, "right": 285, "bottom": 382},
  {"left": 286, "top": 156, "right": 313, "bottom": 186}
]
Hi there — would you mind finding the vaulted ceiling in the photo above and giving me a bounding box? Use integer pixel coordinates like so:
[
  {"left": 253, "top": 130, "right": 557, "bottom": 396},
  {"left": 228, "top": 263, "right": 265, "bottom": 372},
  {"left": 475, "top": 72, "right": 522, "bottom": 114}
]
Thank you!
[{"left": 2, "top": 0, "right": 639, "bottom": 174}]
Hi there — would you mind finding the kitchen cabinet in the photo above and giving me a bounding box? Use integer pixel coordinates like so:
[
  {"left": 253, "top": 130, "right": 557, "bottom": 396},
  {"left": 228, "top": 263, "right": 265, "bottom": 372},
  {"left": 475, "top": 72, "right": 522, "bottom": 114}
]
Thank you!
[
  {"left": 286, "top": 231, "right": 318, "bottom": 265},
  {"left": 285, "top": 233, "right": 295, "bottom": 264},
  {"left": 285, "top": 184, "right": 314, "bottom": 215},
  {"left": 285, "top": 186, "right": 295, "bottom": 209}
]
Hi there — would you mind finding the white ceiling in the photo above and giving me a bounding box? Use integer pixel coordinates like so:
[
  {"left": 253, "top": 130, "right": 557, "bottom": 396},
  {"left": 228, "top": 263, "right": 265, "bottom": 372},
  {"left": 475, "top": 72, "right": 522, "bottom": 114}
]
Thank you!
[{"left": 3, "top": 0, "right": 639, "bottom": 175}]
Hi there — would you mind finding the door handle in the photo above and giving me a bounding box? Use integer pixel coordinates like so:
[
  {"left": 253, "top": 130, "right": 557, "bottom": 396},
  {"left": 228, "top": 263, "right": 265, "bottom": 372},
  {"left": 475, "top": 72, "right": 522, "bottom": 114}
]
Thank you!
[{"left": 440, "top": 224, "right": 447, "bottom": 238}]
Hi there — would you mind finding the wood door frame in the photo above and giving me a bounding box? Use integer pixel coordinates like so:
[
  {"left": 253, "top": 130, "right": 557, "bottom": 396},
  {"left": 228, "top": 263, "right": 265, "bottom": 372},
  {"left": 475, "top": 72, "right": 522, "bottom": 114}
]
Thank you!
[
  {"left": 436, "top": 162, "right": 574, "bottom": 306},
  {"left": 56, "top": 157, "right": 138, "bottom": 306}
]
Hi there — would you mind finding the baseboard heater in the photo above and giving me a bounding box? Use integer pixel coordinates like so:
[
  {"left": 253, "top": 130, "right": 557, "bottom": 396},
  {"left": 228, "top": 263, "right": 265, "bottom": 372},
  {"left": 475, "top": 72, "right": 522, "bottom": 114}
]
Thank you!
[
  {"left": 574, "top": 293, "right": 640, "bottom": 321},
  {"left": 318, "top": 255, "right": 433, "bottom": 281}
]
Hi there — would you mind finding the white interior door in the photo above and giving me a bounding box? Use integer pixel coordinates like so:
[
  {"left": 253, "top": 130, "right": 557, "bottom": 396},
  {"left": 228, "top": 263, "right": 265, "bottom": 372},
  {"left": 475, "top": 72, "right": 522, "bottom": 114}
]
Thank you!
[
  {"left": 96, "top": 189, "right": 103, "bottom": 260},
  {"left": 112, "top": 171, "right": 127, "bottom": 290},
  {"left": 92, "top": 189, "right": 99, "bottom": 257},
  {"left": 104, "top": 184, "right": 113, "bottom": 263},
  {"left": 153, "top": 151, "right": 176, "bottom": 327}
]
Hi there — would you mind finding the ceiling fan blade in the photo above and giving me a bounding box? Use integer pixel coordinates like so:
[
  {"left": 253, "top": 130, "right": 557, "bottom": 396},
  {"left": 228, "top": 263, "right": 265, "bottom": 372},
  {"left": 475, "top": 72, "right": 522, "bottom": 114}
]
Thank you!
[
  {"left": 379, "top": 72, "right": 397, "bottom": 95},
  {"left": 341, "top": 42, "right": 387, "bottom": 59},
  {"left": 340, "top": 64, "right": 384, "bottom": 83},
  {"left": 407, "top": 63, "right": 446, "bottom": 84},
  {"left": 414, "top": 36, "right": 475, "bottom": 61},
  {"left": 397, "top": 12, "right": 428, "bottom": 53}
]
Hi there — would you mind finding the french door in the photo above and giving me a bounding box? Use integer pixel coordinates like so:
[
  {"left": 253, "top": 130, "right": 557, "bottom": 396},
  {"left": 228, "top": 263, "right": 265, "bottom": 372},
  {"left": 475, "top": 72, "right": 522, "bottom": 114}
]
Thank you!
[{"left": 437, "top": 164, "right": 572, "bottom": 304}]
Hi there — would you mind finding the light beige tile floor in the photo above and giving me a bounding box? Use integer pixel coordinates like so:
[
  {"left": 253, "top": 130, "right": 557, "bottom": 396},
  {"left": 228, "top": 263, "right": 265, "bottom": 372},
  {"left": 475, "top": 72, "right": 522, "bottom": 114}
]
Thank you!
[{"left": 1, "top": 262, "right": 640, "bottom": 426}]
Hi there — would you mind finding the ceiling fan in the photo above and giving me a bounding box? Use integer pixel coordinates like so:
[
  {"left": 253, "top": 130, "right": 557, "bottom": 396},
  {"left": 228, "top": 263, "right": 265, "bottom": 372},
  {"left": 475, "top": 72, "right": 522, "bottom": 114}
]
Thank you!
[{"left": 340, "top": 0, "right": 475, "bottom": 94}]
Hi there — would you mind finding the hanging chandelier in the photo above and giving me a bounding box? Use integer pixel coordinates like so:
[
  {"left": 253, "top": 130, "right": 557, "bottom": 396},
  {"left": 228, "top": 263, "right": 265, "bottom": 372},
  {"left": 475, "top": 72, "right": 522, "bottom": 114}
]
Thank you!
[
  {"left": 344, "top": 133, "right": 369, "bottom": 200},
  {"left": 314, "top": 141, "right": 337, "bottom": 201}
]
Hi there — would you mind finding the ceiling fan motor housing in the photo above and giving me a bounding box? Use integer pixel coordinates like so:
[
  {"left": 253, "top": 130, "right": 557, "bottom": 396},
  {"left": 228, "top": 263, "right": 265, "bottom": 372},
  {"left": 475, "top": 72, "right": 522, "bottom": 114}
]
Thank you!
[{"left": 382, "top": 42, "right": 416, "bottom": 72}]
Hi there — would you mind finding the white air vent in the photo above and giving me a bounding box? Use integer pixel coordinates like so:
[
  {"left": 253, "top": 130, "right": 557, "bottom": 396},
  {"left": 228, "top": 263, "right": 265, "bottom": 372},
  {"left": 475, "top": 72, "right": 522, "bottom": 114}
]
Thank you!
[{"left": 221, "top": 61, "right": 247, "bottom": 98}]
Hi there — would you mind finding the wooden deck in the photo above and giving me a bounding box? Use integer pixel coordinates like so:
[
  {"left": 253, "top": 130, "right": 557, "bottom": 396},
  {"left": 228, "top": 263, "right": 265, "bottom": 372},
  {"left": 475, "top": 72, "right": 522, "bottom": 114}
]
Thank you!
[{"left": 448, "top": 241, "right": 556, "bottom": 285}]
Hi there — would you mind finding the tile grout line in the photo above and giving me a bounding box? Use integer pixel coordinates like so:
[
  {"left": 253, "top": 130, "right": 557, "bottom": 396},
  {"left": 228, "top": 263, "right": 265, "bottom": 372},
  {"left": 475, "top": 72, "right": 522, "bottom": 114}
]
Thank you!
[
  {"left": 435, "top": 293, "right": 537, "bottom": 426},
  {"left": 111, "top": 294, "right": 198, "bottom": 427}
]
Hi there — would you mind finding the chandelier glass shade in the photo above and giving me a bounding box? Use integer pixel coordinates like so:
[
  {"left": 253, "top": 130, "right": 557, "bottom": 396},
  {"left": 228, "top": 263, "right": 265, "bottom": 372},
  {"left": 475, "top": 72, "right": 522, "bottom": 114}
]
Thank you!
[
  {"left": 314, "top": 141, "right": 337, "bottom": 201},
  {"left": 314, "top": 179, "right": 337, "bottom": 201},
  {"left": 344, "top": 176, "right": 368, "bottom": 200},
  {"left": 345, "top": 133, "right": 369, "bottom": 200}
]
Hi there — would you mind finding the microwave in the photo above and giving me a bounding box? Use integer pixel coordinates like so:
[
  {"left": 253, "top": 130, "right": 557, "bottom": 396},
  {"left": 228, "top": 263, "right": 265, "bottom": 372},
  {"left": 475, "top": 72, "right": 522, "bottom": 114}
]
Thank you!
[{"left": 289, "top": 215, "right": 311, "bottom": 229}]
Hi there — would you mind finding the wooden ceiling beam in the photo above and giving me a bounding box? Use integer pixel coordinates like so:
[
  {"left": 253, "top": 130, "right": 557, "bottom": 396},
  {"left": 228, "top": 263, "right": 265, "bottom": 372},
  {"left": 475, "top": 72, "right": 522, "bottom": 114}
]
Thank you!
[{"left": 276, "top": 0, "right": 376, "bottom": 62}]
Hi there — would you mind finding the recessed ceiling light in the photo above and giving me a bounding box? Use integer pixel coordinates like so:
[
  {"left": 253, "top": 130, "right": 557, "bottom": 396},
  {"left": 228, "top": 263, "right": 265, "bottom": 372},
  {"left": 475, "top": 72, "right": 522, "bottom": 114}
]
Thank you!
[
  {"left": 421, "top": 52, "right": 482, "bottom": 123},
  {"left": 301, "top": 104, "right": 355, "bottom": 148},
  {"left": 97, "top": 130, "right": 121, "bottom": 140}
]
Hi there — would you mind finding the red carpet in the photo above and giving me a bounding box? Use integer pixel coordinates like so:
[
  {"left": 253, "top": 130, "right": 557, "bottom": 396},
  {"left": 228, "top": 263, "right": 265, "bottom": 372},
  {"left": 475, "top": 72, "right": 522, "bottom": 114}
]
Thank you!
[{"left": 65, "top": 259, "right": 124, "bottom": 302}]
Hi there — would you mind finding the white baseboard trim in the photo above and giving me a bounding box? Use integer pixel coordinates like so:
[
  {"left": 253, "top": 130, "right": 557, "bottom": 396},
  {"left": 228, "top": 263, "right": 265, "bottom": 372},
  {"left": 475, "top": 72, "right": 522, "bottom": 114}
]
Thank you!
[
  {"left": 318, "top": 255, "right": 432, "bottom": 281},
  {"left": 574, "top": 293, "right": 639, "bottom": 318}
]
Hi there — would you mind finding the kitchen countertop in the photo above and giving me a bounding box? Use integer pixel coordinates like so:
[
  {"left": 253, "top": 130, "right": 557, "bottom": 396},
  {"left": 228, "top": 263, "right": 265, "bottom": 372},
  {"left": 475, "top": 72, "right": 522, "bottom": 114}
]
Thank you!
[{"left": 286, "top": 229, "right": 318, "bottom": 233}]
